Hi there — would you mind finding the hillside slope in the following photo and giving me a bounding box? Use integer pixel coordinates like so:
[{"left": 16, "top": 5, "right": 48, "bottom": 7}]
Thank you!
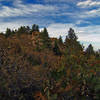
[{"left": 0, "top": 27, "right": 100, "bottom": 100}]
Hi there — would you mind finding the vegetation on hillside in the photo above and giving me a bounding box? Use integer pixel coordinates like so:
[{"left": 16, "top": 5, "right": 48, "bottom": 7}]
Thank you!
[{"left": 0, "top": 24, "right": 100, "bottom": 100}]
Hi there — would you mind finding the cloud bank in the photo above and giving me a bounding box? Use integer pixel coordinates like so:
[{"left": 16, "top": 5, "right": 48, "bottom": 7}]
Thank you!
[
  {"left": 47, "top": 23, "right": 100, "bottom": 50},
  {"left": 0, "top": 0, "right": 99, "bottom": 50}
]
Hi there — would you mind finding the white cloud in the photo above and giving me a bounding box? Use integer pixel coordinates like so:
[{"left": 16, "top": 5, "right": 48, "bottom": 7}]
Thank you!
[
  {"left": 77, "top": 0, "right": 91, "bottom": 8},
  {"left": 79, "top": 8, "right": 100, "bottom": 18},
  {"left": 0, "top": 0, "right": 99, "bottom": 50},
  {"left": 0, "top": 22, "right": 99, "bottom": 50},
  {"left": 47, "top": 23, "right": 100, "bottom": 50},
  {"left": 0, "top": 20, "right": 31, "bottom": 32},
  {"left": 47, "top": 23, "right": 74, "bottom": 38},
  {"left": 86, "top": 8, "right": 100, "bottom": 15},
  {"left": 43, "top": 0, "right": 75, "bottom": 3},
  {"left": 75, "top": 20, "right": 90, "bottom": 25},
  {"left": 0, "top": 1, "right": 56, "bottom": 17},
  {"left": 77, "top": 0, "right": 100, "bottom": 8},
  {"left": 78, "top": 34, "right": 100, "bottom": 43}
]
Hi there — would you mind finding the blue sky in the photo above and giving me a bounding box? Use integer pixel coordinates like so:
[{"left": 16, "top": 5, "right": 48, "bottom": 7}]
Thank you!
[{"left": 0, "top": 0, "right": 100, "bottom": 50}]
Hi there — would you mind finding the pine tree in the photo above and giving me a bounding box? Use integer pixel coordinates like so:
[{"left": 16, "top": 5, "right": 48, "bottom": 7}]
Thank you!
[
  {"left": 58, "top": 36, "right": 63, "bottom": 45},
  {"left": 41, "top": 28, "right": 49, "bottom": 38},
  {"left": 53, "top": 40, "right": 61, "bottom": 55},
  {"left": 5, "top": 28, "right": 12, "bottom": 38},
  {"left": 12, "top": 30, "right": 15, "bottom": 35},
  {"left": 36, "top": 25, "right": 39, "bottom": 32},
  {"left": 67, "top": 28, "right": 78, "bottom": 41},
  {"left": 40, "top": 28, "right": 51, "bottom": 49},
  {"left": 32, "top": 24, "right": 39, "bottom": 32},
  {"left": 17, "top": 26, "right": 25, "bottom": 35},
  {"left": 86, "top": 44, "right": 94, "bottom": 55},
  {"left": 65, "top": 28, "right": 78, "bottom": 46},
  {"left": 65, "top": 28, "right": 83, "bottom": 55},
  {"left": 16, "top": 26, "right": 31, "bottom": 35},
  {"left": 26, "top": 26, "right": 31, "bottom": 34},
  {"left": 32, "top": 24, "right": 36, "bottom": 32}
]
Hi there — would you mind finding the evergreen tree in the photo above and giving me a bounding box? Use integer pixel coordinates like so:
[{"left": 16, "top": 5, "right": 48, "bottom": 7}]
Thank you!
[
  {"left": 26, "top": 26, "right": 31, "bottom": 34},
  {"left": 40, "top": 28, "right": 51, "bottom": 49},
  {"left": 65, "top": 28, "right": 83, "bottom": 54},
  {"left": 41, "top": 28, "right": 49, "bottom": 38},
  {"left": 32, "top": 24, "right": 39, "bottom": 32},
  {"left": 65, "top": 28, "right": 78, "bottom": 46},
  {"left": 17, "top": 26, "right": 23, "bottom": 35},
  {"left": 16, "top": 26, "right": 30, "bottom": 35},
  {"left": 67, "top": 28, "right": 78, "bottom": 41},
  {"left": 11, "top": 30, "right": 15, "bottom": 35},
  {"left": 32, "top": 24, "right": 36, "bottom": 32},
  {"left": 5, "top": 28, "right": 12, "bottom": 38},
  {"left": 86, "top": 44, "right": 94, "bottom": 55},
  {"left": 58, "top": 36, "right": 63, "bottom": 45},
  {"left": 53, "top": 40, "right": 61, "bottom": 55},
  {"left": 36, "top": 25, "right": 39, "bottom": 32}
]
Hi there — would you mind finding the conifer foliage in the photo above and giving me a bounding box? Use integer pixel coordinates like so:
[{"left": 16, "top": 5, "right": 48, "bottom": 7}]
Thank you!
[
  {"left": 86, "top": 44, "right": 94, "bottom": 55},
  {"left": 40, "top": 27, "right": 51, "bottom": 49},
  {"left": 67, "top": 28, "right": 77, "bottom": 40},
  {"left": 65, "top": 28, "right": 83, "bottom": 55},
  {"left": 32, "top": 24, "right": 39, "bottom": 32},
  {"left": 0, "top": 25, "right": 100, "bottom": 100},
  {"left": 53, "top": 40, "right": 61, "bottom": 55},
  {"left": 58, "top": 35, "right": 63, "bottom": 45},
  {"left": 5, "top": 28, "right": 14, "bottom": 37}
]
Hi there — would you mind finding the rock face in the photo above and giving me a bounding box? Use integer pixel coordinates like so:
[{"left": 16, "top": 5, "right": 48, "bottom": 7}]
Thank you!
[
  {"left": 32, "top": 32, "right": 39, "bottom": 46},
  {"left": 50, "top": 38, "right": 57, "bottom": 47},
  {"left": 31, "top": 32, "right": 42, "bottom": 48}
]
